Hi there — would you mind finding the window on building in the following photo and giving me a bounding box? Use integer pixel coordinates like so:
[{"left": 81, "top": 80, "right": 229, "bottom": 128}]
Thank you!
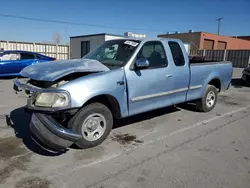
[
  {"left": 137, "top": 41, "right": 168, "bottom": 68},
  {"left": 81, "top": 41, "right": 90, "bottom": 57},
  {"left": 168, "top": 41, "right": 185, "bottom": 66},
  {"left": 217, "top": 41, "right": 227, "bottom": 50},
  {"left": 203, "top": 39, "right": 214, "bottom": 50}
]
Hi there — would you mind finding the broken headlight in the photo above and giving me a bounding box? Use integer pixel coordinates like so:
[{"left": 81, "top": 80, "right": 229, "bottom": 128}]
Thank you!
[{"left": 35, "top": 92, "right": 70, "bottom": 108}]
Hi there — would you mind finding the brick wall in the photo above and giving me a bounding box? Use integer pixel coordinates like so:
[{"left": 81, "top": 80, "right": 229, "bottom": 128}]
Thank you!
[
  {"left": 158, "top": 32, "right": 250, "bottom": 50},
  {"left": 200, "top": 32, "right": 250, "bottom": 50}
]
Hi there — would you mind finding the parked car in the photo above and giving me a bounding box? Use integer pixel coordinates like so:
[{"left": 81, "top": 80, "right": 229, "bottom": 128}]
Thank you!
[
  {"left": 241, "top": 66, "right": 250, "bottom": 85},
  {"left": 0, "top": 50, "right": 55, "bottom": 76},
  {"left": 14, "top": 38, "right": 232, "bottom": 152}
]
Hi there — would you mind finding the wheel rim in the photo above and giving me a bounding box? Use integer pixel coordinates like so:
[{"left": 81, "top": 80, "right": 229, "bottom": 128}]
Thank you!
[
  {"left": 206, "top": 91, "right": 216, "bottom": 108},
  {"left": 81, "top": 113, "right": 106, "bottom": 141}
]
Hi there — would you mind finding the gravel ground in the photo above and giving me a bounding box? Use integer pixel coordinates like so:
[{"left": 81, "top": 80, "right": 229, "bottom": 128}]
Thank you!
[{"left": 0, "top": 68, "right": 249, "bottom": 188}]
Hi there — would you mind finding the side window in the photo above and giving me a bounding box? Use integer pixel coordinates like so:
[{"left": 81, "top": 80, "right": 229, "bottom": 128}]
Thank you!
[
  {"left": 137, "top": 41, "right": 168, "bottom": 68},
  {"left": 36, "top": 55, "right": 42, "bottom": 59},
  {"left": 0, "top": 53, "right": 20, "bottom": 60},
  {"left": 168, "top": 41, "right": 185, "bottom": 66},
  {"left": 20, "top": 53, "right": 35, "bottom": 60}
]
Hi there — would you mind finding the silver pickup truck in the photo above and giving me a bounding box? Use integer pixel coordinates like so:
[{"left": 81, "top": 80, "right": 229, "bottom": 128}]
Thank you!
[{"left": 14, "top": 38, "right": 232, "bottom": 152}]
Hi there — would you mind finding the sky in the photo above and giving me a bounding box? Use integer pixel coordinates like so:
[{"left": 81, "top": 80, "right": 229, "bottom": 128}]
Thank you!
[{"left": 0, "top": 0, "right": 249, "bottom": 44}]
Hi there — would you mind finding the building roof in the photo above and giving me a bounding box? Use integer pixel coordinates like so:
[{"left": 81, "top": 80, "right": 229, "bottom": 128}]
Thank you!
[
  {"left": 70, "top": 33, "right": 124, "bottom": 39},
  {"left": 232, "top": 36, "right": 250, "bottom": 41},
  {"left": 158, "top": 31, "right": 202, "bottom": 36}
]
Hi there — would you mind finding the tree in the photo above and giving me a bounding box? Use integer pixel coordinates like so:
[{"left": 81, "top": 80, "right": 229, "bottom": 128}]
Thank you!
[{"left": 52, "top": 33, "right": 62, "bottom": 45}]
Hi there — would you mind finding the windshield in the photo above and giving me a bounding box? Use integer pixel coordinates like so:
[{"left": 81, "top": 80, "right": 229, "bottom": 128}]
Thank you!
[{"left": 83, "top": 39, "right": 140, "bottom": 67}]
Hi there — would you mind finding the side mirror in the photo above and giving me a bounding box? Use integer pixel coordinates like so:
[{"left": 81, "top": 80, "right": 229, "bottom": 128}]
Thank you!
[{"left": 135, "top": 58, "right": 149, "bottom": 69}]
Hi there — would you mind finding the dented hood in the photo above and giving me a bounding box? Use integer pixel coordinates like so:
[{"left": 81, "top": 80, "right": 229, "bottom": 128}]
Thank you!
[{"left": 20, "top": 59, "right": 110, "bottom": 81}]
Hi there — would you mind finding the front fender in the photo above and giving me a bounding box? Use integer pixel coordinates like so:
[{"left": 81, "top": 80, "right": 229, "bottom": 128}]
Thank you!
[{"left": 59, "top": 69, "right": 128, "bottom": 117}]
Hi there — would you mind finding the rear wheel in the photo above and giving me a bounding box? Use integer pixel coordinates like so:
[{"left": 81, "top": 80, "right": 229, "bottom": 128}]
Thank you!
[
  {"left": 196, "top": 85, "right": 218, "bottom": 112},
  {"left": 68, "top": 103, "right": 113, "bottom": 149}
]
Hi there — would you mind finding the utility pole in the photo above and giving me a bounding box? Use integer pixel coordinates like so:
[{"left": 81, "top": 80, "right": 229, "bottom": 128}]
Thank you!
[{"left": 217, "top": 17, "right": 223, "bottom": 35}]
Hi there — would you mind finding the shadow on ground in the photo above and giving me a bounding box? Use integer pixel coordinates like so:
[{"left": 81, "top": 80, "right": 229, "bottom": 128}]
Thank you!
[
  {"left": 6, "top": 107, "right": 62, "bottom": 156},
  {"left": 231, "top": 78, "right": 249, "bottom": 88},
  {"left": 114, "top": 106, "right": 183, "bottom": 129},
  {"left": 231, "top": 78, "right": 243, "bottom": 88},
  {"left": 7, "top": 104, "right": 199, "bottom": 152},
  {"left": 0, "top": 76, "right": 19, "bottom": 80}
]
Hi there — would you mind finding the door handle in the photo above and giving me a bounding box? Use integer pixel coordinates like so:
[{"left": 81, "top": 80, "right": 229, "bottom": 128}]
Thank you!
[
  {"left": 166, "top": 75, "right": 173, "bottom": 78},
  {"left": 117, "top": 81, "right": 124, "bottom": 85}
]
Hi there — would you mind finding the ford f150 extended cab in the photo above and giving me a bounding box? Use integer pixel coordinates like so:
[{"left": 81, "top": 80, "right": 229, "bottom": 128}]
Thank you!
[{"left": 14, "top": 38, "right": 232, "bottom": 152}]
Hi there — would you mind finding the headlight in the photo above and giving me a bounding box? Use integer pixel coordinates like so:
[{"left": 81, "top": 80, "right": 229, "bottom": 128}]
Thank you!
[{"left": 35, "top": 92, "right": 69, "bottom": 108}]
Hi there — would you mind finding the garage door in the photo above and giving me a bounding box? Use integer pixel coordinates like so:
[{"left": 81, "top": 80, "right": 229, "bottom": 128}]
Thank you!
[
  {"left": 217, "top": 41, "right": 227, "bottom": 50},
  {"left": 203, "top": 39, "right": 214, "bottom": 50}
]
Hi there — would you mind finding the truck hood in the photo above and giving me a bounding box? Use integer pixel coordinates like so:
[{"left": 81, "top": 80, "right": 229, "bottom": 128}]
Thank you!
[{"left": 20, "top": 59, "right": 110, "bottom": 81}]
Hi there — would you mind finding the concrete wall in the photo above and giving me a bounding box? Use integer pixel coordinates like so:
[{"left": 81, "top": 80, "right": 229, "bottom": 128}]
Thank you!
[
  {"left": 70, "top": 35, "right": 105, "bottom": 59},
  {"left": 200, "top": 32, "right": 250, "bottom": 50}
]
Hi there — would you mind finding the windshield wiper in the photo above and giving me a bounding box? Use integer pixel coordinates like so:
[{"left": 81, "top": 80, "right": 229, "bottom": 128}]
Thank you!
[{"left": 102, "top": 62, "right": 122, "bottom": 67}]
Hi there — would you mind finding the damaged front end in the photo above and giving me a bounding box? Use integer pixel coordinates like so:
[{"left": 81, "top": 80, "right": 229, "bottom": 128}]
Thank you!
[
  {"left": 13, "top": 58, "right": 110, "bottom": 152},
  {"left": 14, "top": 77, "right": 83, "bottom": 152}
]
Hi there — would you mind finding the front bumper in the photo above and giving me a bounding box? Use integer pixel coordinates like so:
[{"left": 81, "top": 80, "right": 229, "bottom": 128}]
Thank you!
[{"left": 30, "top": 113, "right": 82, "bottom": 152}]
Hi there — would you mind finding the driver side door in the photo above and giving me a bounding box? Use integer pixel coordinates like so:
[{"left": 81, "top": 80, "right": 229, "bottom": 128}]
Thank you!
[
  {"left": 125, "top": 41, "right": 174, "bottom": 116},
  {"left": 0, "top": 52, "right": 20, "bottom": 75}
]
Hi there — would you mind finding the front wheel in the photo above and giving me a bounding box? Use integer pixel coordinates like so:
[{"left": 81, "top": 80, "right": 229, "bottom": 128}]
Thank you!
[
  {"left": 68, "top": 103, "right": 113, "bottom": 149},
  {"left": 196, "top": 85, "right": 218, "bottom": 112}
]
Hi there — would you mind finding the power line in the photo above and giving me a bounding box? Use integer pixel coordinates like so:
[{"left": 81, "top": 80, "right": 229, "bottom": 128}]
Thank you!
[{"left": 0, "top": 13, "right": 163, "bottom": 32}]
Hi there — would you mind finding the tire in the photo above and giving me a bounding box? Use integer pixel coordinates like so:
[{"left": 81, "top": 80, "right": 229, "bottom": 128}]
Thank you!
[
  {"left": 196, "top": 85, "right": 218, "bottom": 112},
  {"left": 68, "top": 103, "right": 113, "bottom": 149}
]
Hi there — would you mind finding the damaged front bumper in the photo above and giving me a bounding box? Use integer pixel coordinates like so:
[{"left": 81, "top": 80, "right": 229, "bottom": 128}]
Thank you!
[
  {"left": 13, "top": 78, "right": 82, "bottom": 152},
  {"left": 30, "top": 113, "right": 82, "bottom": 151}
]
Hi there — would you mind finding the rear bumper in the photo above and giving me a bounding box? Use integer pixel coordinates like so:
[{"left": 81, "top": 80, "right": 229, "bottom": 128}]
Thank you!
[{"left": 30, "top": 113, "right": 82, "bottom": 151}]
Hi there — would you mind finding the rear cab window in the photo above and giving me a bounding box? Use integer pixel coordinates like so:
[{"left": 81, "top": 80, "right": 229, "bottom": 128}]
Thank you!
[{"left": 168, "top": 41, "right": 185, "bottom": 66}]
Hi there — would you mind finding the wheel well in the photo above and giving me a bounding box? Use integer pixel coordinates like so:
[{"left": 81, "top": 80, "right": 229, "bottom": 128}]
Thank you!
[
  {"left": 208, "top": 78, "right": 221, "bottom": 92},
  {"left": 84, "top": 95, "right": 121, "bottom": 118}
]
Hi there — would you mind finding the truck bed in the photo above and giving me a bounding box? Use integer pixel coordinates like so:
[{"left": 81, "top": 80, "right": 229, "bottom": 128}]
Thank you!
[
  {"left": 189, "top": 56, "right": 226, "bottom": 64},
  {"left": 186, "top": 60, "right": 232, "bottom": 102}
]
